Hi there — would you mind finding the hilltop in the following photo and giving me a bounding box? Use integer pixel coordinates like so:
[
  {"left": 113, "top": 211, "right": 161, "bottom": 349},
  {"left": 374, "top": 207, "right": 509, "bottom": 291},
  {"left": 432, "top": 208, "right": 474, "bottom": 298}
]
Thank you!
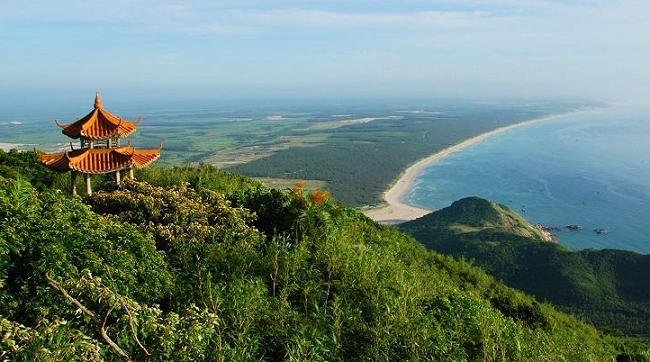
[
  {"left": 404, "top": 197, "right": 553, "bottom": 241},
  {"left": 0, "top": 150, "right": 648, "bottom": 361},
  {"left": 400, "top": 196, "right": 650, "bottom": 338}
]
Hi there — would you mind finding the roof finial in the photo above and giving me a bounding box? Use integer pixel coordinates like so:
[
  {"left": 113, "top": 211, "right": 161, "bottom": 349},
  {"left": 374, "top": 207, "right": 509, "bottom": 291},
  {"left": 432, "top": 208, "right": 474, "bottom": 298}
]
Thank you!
[{"left": 94, "top": 92, "right": 102, "bottom": 109}]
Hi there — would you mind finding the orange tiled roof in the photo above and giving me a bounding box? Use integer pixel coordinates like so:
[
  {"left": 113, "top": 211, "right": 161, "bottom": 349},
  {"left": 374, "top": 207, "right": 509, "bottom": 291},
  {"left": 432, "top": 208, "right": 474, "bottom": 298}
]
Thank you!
[
  {"left": 56, "top": 93, "right": 140, "bottom": 139},
  {"left": 39, "top": 146, "right": 161, "bottom": 174}
]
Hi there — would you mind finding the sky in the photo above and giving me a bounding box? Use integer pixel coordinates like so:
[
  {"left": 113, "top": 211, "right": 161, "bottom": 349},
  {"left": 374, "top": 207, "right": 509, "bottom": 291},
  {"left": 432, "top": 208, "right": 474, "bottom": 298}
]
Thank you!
[{"left": 1, "top": 0, "right": 649, "bottom": 103}]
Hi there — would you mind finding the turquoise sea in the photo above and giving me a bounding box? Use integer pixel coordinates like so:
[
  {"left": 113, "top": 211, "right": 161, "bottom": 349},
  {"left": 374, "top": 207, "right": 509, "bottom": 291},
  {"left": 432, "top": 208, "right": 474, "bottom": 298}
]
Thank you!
[{"left": 403, "top": 103, "right": 650, "bottom": 254}]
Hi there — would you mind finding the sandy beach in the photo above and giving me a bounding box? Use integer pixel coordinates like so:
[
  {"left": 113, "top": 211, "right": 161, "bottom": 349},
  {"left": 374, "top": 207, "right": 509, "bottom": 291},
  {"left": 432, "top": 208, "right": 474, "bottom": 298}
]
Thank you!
[{"left": 361, "top": 111, "right": 587, "bottom": 224}]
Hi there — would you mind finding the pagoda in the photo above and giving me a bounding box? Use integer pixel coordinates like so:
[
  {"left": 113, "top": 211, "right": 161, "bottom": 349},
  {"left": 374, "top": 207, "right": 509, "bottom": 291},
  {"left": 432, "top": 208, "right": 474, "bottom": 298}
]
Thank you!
[{"left": 39, "top": 93, "right": 162, "bottom": 195}]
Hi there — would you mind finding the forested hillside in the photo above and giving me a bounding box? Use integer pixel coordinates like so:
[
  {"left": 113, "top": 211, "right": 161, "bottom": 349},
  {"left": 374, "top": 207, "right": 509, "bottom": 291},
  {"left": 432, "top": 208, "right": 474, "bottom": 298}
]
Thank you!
[
  {"left": 401, "top": 197, "right": 650, "bottom": 338},
  {"left": 0, "top": 150, "right": 648, "bottom": 361}
]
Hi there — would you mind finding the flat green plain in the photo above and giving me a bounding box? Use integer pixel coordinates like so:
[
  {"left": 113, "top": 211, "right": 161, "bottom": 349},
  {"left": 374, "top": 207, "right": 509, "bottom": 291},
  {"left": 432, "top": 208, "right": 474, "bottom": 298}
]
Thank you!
[{"left": 1, "top": 101, "right": 598, "bottom": 207}]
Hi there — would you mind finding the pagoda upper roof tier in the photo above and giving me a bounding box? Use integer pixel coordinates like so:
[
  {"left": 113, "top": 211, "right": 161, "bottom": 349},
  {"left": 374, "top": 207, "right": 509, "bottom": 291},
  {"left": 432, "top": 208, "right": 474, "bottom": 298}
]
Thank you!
[
  {"left": 39, "top": 146, "right": 161, "bottom": 174},
  {"left": 56, "top": 93, "right": 140, "bottom": 140}
]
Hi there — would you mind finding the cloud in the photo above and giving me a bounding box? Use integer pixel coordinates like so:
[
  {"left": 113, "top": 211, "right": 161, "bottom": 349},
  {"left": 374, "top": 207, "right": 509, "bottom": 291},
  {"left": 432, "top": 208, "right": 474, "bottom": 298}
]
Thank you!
[
  {"left": 0, "top": 1, "right": 491, "bottom": 31},
  {"left": 144, "top": 4, "right": 257, "bottom": 35},
  {"left": 230, "top": 9, "right": 491, "bottom": 29},
  {"left": 153, "top": 22, "right": 257, "bottom": 36},
  {"left": 2, "top": 0, "right": 649, "bottom": 99},
  {"left": 0, "top": 0, "right": 141, "bottom": 21},
  {"left": 0, "top": 0, "right": 257, "bottom": 35},
  {"left": 157, "top": 4, "right": 196, "bottom": 19}
]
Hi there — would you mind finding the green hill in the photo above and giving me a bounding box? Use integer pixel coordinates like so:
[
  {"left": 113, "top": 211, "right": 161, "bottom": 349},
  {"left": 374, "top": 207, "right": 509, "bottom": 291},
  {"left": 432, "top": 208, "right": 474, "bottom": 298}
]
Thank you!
[
  {"left": 400, "top": 196, "right": 650, "bottom": 338},
  {"left": 409, "top": 197, "right": 553, "bottom": 241},
  {"left": 1, "top": 150, "right": 648, "bottom": 361}
]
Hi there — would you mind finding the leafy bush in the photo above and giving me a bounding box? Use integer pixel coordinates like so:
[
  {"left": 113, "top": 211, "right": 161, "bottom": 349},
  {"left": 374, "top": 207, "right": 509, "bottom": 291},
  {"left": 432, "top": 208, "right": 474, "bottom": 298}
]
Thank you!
[{"left": 0, "top": 176, "right": 172, "bottom": 325}]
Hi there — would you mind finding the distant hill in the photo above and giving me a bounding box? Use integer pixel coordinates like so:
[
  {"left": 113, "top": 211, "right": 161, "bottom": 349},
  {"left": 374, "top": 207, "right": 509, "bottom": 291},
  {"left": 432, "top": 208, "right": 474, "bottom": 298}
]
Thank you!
[
  {"left": 408, "top": 196, "right": 553, "bottom": 241},
  {"left": 400, "top": 196, "right": 650, "bottom": 337}
]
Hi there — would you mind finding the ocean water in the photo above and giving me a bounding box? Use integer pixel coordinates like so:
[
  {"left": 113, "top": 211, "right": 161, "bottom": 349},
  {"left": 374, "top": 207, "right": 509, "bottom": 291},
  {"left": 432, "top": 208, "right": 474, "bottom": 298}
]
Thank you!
[{"left": 403, "top": 103, "right": 650, "bottom": 254}]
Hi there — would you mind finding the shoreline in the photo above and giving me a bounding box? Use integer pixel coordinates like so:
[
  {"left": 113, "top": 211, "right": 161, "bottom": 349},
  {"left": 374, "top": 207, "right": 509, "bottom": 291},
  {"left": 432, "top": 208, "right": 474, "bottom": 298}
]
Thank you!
[{"left": 361, "top": 110, "right": 590, "bottom": 224}]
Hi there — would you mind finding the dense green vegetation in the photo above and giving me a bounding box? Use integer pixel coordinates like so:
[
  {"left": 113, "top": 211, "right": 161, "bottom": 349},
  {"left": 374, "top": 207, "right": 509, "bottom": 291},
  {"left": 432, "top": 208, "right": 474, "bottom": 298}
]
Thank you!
[
  {"left": 2, "top": 151, "right": 648, "bottom": 361},
  {"left": 0, "top": 149, "right": 61, "bottom": 190},
  {"left": 400, "top": 197, "right": 650, "bottom": 339}
]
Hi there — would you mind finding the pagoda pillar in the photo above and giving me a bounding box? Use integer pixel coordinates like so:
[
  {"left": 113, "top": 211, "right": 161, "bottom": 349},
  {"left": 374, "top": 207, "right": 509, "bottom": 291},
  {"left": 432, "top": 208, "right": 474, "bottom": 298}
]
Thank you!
[
  {"left": 129, "top": 167, "right": 134, "bottom": 180},
  {"left": 85, "top": 173, "right": 92, "bottom": 196},
  {"left": 115, "top": 170, "right": 121, "bottom": 184},
  {"left": 71, "top": 171, "right": 77, "bottom": 195}
]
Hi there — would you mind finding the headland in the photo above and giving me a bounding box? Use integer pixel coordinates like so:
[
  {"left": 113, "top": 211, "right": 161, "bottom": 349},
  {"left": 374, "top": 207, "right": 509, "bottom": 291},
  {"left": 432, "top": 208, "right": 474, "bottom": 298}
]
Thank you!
[{"left": 362, "top": 110, "right": 591, "bottom": 224}]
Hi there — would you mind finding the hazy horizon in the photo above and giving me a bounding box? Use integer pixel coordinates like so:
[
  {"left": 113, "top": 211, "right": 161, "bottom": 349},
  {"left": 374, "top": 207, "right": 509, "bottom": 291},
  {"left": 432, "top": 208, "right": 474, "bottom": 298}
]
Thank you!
[{"left": 2, "top": 0, "right": 649, "bottom": 102}]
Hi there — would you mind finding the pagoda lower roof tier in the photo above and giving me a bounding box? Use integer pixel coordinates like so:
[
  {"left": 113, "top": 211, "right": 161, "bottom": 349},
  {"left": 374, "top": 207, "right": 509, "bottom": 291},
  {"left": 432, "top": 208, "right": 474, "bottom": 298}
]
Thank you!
[{"left": 39, "top": 146, "right": 161, "bottom": 174}]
